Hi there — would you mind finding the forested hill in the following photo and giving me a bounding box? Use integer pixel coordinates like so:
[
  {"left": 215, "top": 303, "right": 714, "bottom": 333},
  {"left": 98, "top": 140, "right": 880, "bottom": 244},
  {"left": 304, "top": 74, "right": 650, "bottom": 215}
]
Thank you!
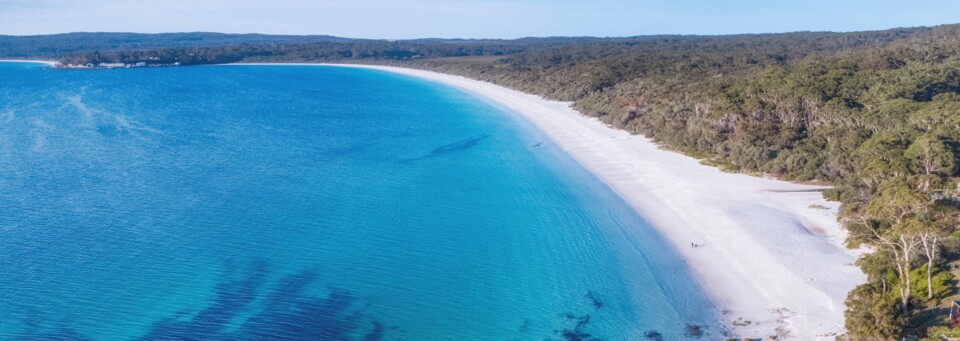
[
  {"left": 413, "top": 26, "right": 960, "bottom": 180},
  {"left": 427, "top": 25, "right": 960, "bottom": 340},
  {"left": 0, "top": 32, "right": 632, "bottom": 61},
  {"left": 12, "top": 24, "right": 960, "bottom": 338},
  {"left": 430, "top": 25, "right": 959, "bottom": 340},
  {"left": 0, "top": 32, "right": 352, "bottom": 58}
]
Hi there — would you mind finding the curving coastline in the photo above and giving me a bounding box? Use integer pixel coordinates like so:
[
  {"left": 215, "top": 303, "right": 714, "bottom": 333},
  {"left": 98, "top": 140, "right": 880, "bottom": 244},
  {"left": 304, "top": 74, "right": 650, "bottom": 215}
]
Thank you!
[
  {"left": 0, "top": 59, "right": 59, "bottom": 66},
  {"left": 324, "top": 64, "right": 866, "bottom": 339},
  {"left": 24, "top": 59, "right": 866, "bottom": 337},
  {"left": 220, "top": 62, "right": 866, "bottom": 338}
]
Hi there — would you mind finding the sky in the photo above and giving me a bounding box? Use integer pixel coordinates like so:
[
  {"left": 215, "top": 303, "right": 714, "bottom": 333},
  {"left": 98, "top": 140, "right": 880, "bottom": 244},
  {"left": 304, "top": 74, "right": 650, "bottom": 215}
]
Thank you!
[{"left": 1, "top": 0, "right": 959, "bottom": 39}]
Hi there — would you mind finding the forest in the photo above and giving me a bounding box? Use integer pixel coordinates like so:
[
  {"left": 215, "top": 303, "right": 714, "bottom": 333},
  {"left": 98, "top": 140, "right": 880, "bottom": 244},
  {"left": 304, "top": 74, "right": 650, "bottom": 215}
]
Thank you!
[
  {"left": 417, "top": 26, "right": 960, "bottom": 340},
  {"left": 0, "top": 32, "right": 355, "bottom": 58},
  {"left": 7, "top": 25, "right": 960, "bottom": 339},
  {"left": 410, "top": 26, "right": 960, "bottom": 340}
]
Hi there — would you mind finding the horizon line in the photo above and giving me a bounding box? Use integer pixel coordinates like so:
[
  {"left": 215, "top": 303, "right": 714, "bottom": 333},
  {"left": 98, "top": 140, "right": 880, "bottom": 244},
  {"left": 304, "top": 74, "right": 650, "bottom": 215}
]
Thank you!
[{"left": 3, "top": 22, "right": 958, "bottom": 41}]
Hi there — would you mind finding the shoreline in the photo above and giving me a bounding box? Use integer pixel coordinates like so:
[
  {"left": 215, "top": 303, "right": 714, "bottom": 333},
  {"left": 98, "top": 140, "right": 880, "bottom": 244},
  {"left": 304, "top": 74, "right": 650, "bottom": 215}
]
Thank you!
[
  {"left": 0, "top": 59, "right": 59, "bottom": 66},
  {"left": 331, "top": 64, "right": 866, "bottom": 339},
  {"left": 330, "top": 64, "right": 866, "bottom": 339},
  {"left": 222, "top": 62, "right": 862, "bottom": 338}
]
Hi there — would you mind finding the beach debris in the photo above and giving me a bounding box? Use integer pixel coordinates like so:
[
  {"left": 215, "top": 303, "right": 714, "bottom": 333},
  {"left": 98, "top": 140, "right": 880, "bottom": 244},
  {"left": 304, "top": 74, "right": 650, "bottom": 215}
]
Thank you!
[
  {"left": 772, "top": 325, "right": 791, "bottom": 339},
  {"left": 768, "top": 308, "right": 795, "bottom": 339}
]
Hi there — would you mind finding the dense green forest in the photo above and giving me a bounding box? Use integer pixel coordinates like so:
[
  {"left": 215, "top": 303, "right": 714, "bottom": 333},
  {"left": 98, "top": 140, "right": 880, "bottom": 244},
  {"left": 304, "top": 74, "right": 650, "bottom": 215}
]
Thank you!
[
  {"left": 409, "top": 26, "right": 960, "bottom": 340},
  {"left": 53, "top": 40, "right": 531, "bottom": 66},
  {"left": 41, "top": 34, "right": 640, "bottom": 66},
  {"left": 424, "top": 28, "right": 960, "bottom": 339},
  {"left": 0, "top": 32, "right": 355, "bottom": 58},
  {"left": 7, "top": 25, "right": 960, "bottom": 339}
]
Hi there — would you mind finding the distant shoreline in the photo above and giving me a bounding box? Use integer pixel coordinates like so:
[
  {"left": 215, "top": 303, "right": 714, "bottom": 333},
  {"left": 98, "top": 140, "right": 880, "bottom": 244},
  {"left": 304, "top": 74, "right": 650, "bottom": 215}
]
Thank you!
[
  {"left": 234, "top": 62, "right": 862, "bottom": 339},
  {"left": 0, "top": 59, "right": 59, "bottom": 66}
]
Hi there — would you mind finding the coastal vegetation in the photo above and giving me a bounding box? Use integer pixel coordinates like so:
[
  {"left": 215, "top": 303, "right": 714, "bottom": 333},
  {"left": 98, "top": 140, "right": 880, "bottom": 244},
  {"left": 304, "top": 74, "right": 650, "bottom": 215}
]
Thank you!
[
  {"left": 8, "top": 25, "right": 960, "bottom": 338},
  {"left": 415, "top": 27, "right": 960, "bottom": 339},
  {"left": 0, "top": 32, "right": 351, "bottom": 59}
]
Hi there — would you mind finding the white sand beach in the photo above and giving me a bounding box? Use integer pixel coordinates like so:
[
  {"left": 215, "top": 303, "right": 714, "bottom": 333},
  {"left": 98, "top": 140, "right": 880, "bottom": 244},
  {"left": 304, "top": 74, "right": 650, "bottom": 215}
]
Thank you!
[
  {"left": 338, "top": 65, "right": 866, "bottom": 339},
  {"left": 0, "top": 59, "right": 58, "bottom": 66},
  {"left": 239, "top": 62, "right": 866, "bottom": 339}
]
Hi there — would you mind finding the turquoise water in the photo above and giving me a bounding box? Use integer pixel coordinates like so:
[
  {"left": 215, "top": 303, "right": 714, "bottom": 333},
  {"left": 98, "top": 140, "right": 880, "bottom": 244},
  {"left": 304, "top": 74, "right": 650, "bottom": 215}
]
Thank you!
[{"left": 0, "top": 62, "right": 716, "bottom": 340}]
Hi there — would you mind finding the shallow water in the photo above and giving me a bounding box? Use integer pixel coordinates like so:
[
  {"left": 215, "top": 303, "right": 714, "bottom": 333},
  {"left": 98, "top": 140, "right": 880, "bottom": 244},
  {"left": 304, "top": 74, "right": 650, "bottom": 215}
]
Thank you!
[{"left": 0, "top": 62, "right": 715, "bottom": 340}]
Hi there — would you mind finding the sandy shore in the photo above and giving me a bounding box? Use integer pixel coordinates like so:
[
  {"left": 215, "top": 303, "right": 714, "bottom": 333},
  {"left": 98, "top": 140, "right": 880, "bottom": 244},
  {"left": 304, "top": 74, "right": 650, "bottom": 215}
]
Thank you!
[
  {"left": 0, "top": 59, "right": 58, "bottom": 66},
  {"left": 244, "top": 63, "right": 865, "bottom": 339}
]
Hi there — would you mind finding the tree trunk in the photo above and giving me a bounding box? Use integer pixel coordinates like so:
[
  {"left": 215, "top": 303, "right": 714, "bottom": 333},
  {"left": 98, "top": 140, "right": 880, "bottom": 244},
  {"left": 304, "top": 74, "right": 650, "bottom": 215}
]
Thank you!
[
  {"left": 922, "top": 235, "right": 938, "bottom": 299},
  {"left": 893, "top": 245, "right": 910, "bottom": 314},
  {"left": 901, "top": 263, "right": 910, "bottom": 313},
  {"left": 898, "top": 234, "right": 919, "bottom": 314},
  {"left": 903, "top": 250, "right": 911, "bottom": 312},
  {"left": 864, "top": 220, "right": 921, "bottom": 314}
]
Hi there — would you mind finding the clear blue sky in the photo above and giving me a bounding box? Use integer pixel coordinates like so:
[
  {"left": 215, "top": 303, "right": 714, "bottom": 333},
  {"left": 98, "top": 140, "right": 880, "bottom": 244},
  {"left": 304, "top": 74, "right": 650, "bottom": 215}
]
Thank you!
[{"left": 1, "top": 0, "right": 958, "bottom": 38}]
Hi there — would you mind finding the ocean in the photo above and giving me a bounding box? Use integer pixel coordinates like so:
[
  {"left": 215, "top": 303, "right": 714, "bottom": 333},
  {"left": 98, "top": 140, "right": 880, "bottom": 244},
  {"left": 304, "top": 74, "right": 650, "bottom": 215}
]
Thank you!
[{"left": 0, "top": 62, "right": 715, "bottom": 340}]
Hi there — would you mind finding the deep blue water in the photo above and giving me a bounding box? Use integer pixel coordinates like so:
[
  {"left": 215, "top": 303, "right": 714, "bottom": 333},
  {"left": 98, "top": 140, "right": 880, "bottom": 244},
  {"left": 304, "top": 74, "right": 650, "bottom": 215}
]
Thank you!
[{"left": 0, "top": 62, "right": 716, "bottom": 340}]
